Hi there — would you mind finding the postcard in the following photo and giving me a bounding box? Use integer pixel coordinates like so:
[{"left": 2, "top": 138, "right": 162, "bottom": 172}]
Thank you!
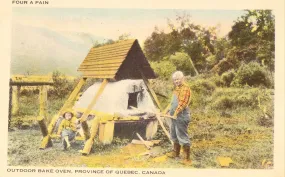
[{"left": 0, "top": 0, "right": 284, "bottom": 177}]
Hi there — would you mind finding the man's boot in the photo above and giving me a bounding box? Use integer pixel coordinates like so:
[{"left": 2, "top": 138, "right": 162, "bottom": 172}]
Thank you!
[
  {"left": 167, "top": 143, "right": 181, "bottom": 158},
  {"left": 180, "top": 145, "right": 192, "bottom": 165}
]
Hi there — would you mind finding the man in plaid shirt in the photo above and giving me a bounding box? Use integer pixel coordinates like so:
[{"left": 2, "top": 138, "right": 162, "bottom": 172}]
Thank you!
[{"left": 166, "top": 71, "right": 192, "bottom": 164}]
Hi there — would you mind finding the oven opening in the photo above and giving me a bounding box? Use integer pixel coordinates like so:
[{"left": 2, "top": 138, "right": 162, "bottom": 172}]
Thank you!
[{"left": 127, "top": 91, "right": 140, "bottom": 109}]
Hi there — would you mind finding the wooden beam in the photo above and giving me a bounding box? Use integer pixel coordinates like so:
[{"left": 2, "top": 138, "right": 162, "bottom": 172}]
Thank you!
[
  {"left": 38, "top": 118, "right": 48, "bottom": 137},
  {"left": 139, "top": 70, "right": 162, "bottom": 111},
  {"left": 79, "top": 63, "right": 122, "bottom": 69},
  {"left": 85, "top": 54, "right": 127, "bottom": 61},
  {"left": 82, "top": 73, "right": 115, "bottom": 78},
  {"left": 39, "top": 86, "right": 47, "bottom": 119},
  {"left": 155, "top": 112, "right": 173, "bottom": 145},
  {"left": 79, "top": 79, "right": 108, "bottom": 123},
  {"left": 10, "top": 82, "right": 54, "bottom": 86},
  {"left": 47, "top": 77, "right": 87, "bottom": 135},
  {"left": 8, "top": 85, "right": 12, "bottom": 129},
  {"left": 81, "top": 59, "right": 124, "bottom": 66},
  {"left": 98, "top": 121, "right": 115, "bottom": 144},
  {"left": 79, "top": 79, "right": 108, "bottom": 141},
  {"left": 81, "top": 116, "right": 101, "bottom": 155},
  {"left": 131, "top": 139, "right": 154, "bottom": 147},
  {"left": 136, "top": 133, "right": 151, "bottom": 150},
  {"left": 154, "top": 92, "right": 168, "bottom": 99},
  {"left": 189, "top": 57, "right": 199, "bottom": 76},
  {"left": 12, "top": 86, "right": 20, "bottom": 115},
  {"left": 40, "top": 135, "right": 52, "bottom": 149},
  {"left": 130, "top": 106, "right": 173, "bottom": 144},
  {"left": 38, "top": 86, "right": 50, "bottom": 148}
]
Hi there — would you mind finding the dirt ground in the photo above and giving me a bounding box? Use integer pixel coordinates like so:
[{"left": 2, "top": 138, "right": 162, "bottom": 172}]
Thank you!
[
  {"left": 7, "top": 126, "right": 273, "bottom": 169},
  {"left": 7, "top": 129, "right": 192, "bottom": 168}
]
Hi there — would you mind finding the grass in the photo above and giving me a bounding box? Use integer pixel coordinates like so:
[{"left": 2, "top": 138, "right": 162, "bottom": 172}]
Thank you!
[
  {"left": 8, "top": 129, "right": 83, "bottom": 167},
  {"left": 189, "top": 110, "right": 273, "bottom": 169},
  {"left": 8, "top": 78, "right": 274, "bottom": 169}
]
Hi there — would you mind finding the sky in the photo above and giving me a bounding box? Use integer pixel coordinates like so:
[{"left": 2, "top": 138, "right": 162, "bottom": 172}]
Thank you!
[{"left": 12, "top": 8, "right": 246, "bottom": 44}]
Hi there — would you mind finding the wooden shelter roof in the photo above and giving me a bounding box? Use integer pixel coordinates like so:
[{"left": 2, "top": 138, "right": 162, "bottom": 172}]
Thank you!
[{"left": 78, "top": 39, "right": 156, "bottom": 80}]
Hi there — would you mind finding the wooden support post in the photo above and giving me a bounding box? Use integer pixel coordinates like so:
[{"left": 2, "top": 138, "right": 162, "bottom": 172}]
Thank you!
[
  {"left": 12, "top": 86, "right": 20, "bottom": 115},
  {"left": 139, "top": 71, "right": 173, "bottom": 144},
  {"left": 145, "top": 120, "right": 158, "bottom": 140},
  {"left": 139, "top": 71, "right": 162, "bottom": 111},
  {"left": 81, "top": 121, "right": 89, "bottom": 140},
  {"left": 81, "top": 116, "right": 101, "bottom": 155},
  {"left": 38, "top": 86, "right": 51, "bottom": 149},
  {"left": 39, "top": 86, "right": 47, "bottom": 119},
  {"left": 189, "top": 57, "right": 199, "bottom": 76},
  {"left": 40, "top": 78, "right": 86, "bottom": 149},
  {"left": 38, "top": 118, "right": 52, "bottom": 149},
  {"left": 38, "top": 86, "right": 49, "bottom": 140},
  {"left": 38, "top": 118, "right": 48, "bottom": 137},
  {"left": 47, "top": 78, "right": 86, "bottom": 135},
  {"left": 8, "top": 85, "right": 12, "bottom": 129},
  {"left": 79, "top": 79, "right": 108, "bottom": 140},
  {"left": 98, "top": 121, "right": 115, "bottom": 144}
]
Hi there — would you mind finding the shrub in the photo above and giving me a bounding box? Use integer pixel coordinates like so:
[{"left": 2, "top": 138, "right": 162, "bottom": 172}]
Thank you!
[
  {"left": 211, "top": 87, "right": 272, "bottom": 110},
  {"left": 150, "top": 61, "right": 176, "bottom": 80},
  {"left": 169, "top": 52, "right": 197, "bottom": 76},
  {"left": 231, "top": 62, "right": 273, "bottom": 88},
  {"left": 187, "top": 77, "right": 217, "bottom": 109},
  {"left": 205, "top": 55, "right": 217, "bottom": 70},
  {"left": 208, "top": 74, "right": 224, "bottom": 87},
  {"left": 48, "top": 70, "right": 75, "bottom": 99},
  {"left": 211, "top": 58, "right": 234, "bottom": 75},
  {"left": 221, "top": 69, "right": 236, "bottom": 87},
  {"left": 188, "top": 78, "right": 216, "bottom": 95},
  {"left": 256, "top": 111, "right": 273, "bottom": 127}
]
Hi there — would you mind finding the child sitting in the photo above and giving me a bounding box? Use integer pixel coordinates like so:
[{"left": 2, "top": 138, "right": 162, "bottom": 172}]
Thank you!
[{"left": 57, "top": 109, "right": 78, "bottom": 150}]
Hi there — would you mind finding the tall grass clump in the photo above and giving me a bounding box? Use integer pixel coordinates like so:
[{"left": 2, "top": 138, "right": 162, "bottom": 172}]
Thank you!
[
  {"left": 187, "top": 76, "right": 217, "bottom": 109},
  {"left": 221, "top": 69, "right": 236, "bottom": 87},
  {"left": 211, "top": 88, "right": 272, "bottom": 110},
  {"left": 231, "top": 62, "right": 273, "bottom": 88}
]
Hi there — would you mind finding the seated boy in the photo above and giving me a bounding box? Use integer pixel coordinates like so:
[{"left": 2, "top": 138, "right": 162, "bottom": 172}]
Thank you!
[{"left": 57, "top": 109, "right": 78, "bottom": 150}]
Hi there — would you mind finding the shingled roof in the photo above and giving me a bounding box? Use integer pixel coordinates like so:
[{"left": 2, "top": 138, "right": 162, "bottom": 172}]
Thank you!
[{"left": 78, "top": 39, "right": 156, "bottom": 80}]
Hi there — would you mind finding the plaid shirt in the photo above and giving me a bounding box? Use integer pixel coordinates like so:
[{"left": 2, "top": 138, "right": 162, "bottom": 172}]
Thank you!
[{"left": 173, "top": 82, "right": 191, "bottom": 115}]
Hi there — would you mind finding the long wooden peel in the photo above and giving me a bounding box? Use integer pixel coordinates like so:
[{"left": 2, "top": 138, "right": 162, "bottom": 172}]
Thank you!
[
  {"left": 136, "top": 133, "right": 151, "bottom": 150},
  {"left": 139, "top": 70, "right": 162, "bottom": 110},
  {"left": 129, "top": 106, "right": 173, "bottom": 145},
  {"left": 155, "top": 111, "right": 173, "bottom": 145}
]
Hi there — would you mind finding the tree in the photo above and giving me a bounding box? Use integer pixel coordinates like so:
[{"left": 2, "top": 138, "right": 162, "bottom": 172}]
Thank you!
[
  {"left": 144, "top": 28, "right": 169, "bottom": 62},
  {"left": 228, "top": 10, "right": 275, "bottom": 71},
  {"left": 92, "top": 34, "right": 131, "bottom": 48},
  {"left": 144, "top": 13, "right": 218, "bottom": 73}
]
